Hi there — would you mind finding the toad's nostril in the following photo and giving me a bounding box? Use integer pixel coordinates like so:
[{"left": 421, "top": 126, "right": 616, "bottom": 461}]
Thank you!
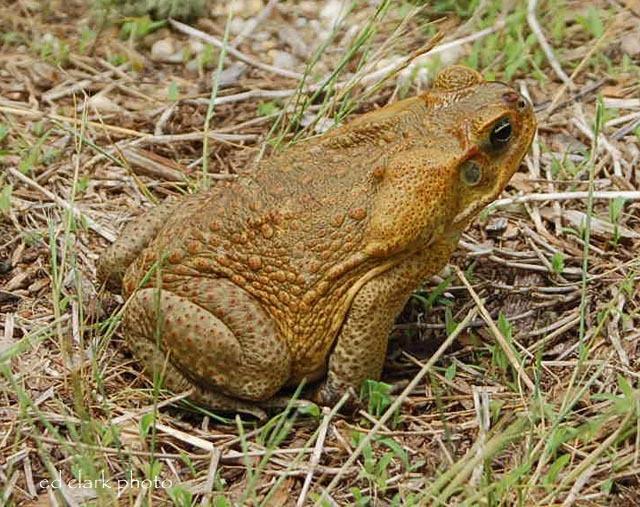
[
  {"left": 502, "top": 91, "right": 520, "bottom": 105},
  {"left": 502, "top": 91, "right": 528, "bottom": 111}
]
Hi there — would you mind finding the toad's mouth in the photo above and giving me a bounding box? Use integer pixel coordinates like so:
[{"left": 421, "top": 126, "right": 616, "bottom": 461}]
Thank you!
[{"left": 451, "top": 199, "right": 490, "bottom": 229}]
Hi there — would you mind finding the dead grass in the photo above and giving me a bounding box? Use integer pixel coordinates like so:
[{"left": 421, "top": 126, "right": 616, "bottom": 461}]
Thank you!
[{"left": 1, "top": 0, "right": 639, "bottom": 505}]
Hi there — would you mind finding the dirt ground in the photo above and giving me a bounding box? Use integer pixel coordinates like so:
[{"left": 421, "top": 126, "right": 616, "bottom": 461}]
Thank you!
[{"left": 1, "top": 0, "right": 639, "bottom": 505}]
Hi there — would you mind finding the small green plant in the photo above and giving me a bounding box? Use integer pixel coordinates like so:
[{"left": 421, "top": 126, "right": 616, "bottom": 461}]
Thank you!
[
  {"left": 0, "top": 123, "right": 8, "bottom": 143},
  {"left": 36, "top": 34, "right": 70, "bottom": 65},
  {"left": 351, "top": 432, "right": 410, "bottom": 495},
  {"left": 296, "top": 401, "right": 321, "bottom": 418},
  {"left": 429, "top": 0, "right": 481, "bottom": 17},
  {"left": 212, "top": 497, "right": 233, "bottom": 507},
  {"left": 2, "top": 31, "right": 26, "bottom": 46},
  {"left": 541, "top": 454, "right": 571, "bottom": 491},
  {"left": 576, "top": 6, "right": 605, "bottom": 38},
  {"left": 76, "top": 176, "right": 90, "bottom": 194},
  {"left": 360, "top": 379, "right": 393, "bottom": 417},
  {"left": 465, "top": 4, "right": 544, "bottom": 80},
  {"left": 79, "top": 26, "right": 97, "bottom": 53},
  {"left": 196, "top": 43, "right": 216, "bottom": 72},
  {"left": 167, "top": 81, "right": 180, "bottom": 101},
  {"left": 489, "top": 313, "right": 520, "bottom": 389},
  {"left": 168, "top": 485, "right": 193, "bottom": 507},
  {"left": 490, "top": 342, "right": 509, "bottom": 373},
  {"left": 308, "top": 493, "right": 334, "bottom": 507},
  {"left": 0, "top": 184, "right": 11, "bottom": 214},
  {"left": 238, "top": 388, "right": 305, "bottom": 506},
  {"left": 18, "top": 132, "right": 49, "bottom": 174},
  {"left": 550, "top": 251, "right": 565, "bottom": 274},
  {"left": 391, "top": 492, "right": 421, "bottom": 506},
  {"left": 444, "top": 361, "right": 457, "bottom": 381},
  {"left": 413, "top": 275, "right": 453, "bottom": 310},
  {"left": 350, "top": 487, "right": 373, "bottom": 506},
  {"left": 608, "top": 197, "right": 626, "bottom": 246},
  {"left": 497, "top": 313, "right": 513, "bottom": 343},
  {"left": 146, "top": 459, "right": 163, "bottom": 482},
  {"left": 139, "top": 411, "right": 156, "bottom": 439},
  {"left": 100, "top": 425, "right": 121, "bottom": 447},
  {"left": 549, "top": 156, "right": 562, "bottom": 178},
  {"left": 109, "top": 53, "right": 128, "bottom": 66},
  {"left": 257, "top": 101, "right": 281, "bottom": 117},
  {"left": 549, "top": 0, "right": 568, "bottom": 43},
  {"left": 120, "top": 16, "right": 166, "bottom": 40},
  {"left": 444, "top": 306, "right": 459, "bottom": 335},
  {"left": 478, "top": 204, "right": 496, "bottom": 221}
]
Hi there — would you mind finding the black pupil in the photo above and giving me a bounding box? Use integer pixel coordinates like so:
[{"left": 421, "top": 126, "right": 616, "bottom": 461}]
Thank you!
[{"left": 490, "top": 118, "right": 512, "bottom": 146}]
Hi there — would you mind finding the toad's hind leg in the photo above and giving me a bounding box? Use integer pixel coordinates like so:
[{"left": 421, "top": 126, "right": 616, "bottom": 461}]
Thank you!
[
  {"left": 122, "top": 278, "right": 291, "bottom": 411},
  {"left": 97, "top": 201, "right": 177, "bottom": 291},
  {"left": 127, "top": 337, "right": 270, "bottom": 416}
]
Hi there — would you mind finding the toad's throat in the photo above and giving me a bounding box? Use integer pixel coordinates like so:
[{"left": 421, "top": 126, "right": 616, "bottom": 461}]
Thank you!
[{"left": 452, "top": 200, "right": 489, "bottom": 229}]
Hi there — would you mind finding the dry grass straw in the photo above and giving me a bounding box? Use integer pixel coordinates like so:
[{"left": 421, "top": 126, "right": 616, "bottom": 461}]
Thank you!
[{"left": 1, "top": 0, "right": 639, "bottom": 505}]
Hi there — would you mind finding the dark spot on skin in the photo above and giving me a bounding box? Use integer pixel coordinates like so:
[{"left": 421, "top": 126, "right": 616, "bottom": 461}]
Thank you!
[{"left": 372, "top": 166, "right": 385, "bottom": 179}]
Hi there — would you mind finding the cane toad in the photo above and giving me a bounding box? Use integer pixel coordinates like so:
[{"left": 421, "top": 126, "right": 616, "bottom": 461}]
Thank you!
[{"left": 98, "top": 66, "right": 536, "bottom": 412}]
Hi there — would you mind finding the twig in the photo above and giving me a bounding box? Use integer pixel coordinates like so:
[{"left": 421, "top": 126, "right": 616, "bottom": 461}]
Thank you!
[
  {"left": 6, "top": 167, "right": 116, "bottom": 242},
  {"left": 169, "top": 19, "right": 303, "bottom": 80},
  {"left": 612, "top": 116, "right": 640, "bottom": 141},
  {"left": 110, "top": 390, "right": 194, "bottom": 425},
  {"left": 203, "top": 9, "right": 233, "bottom": 182},
  {"left": 0, "top": 103, "right": 146, "bottom": 138},
  {"left": 23, "top": 455, "right": 37, "bottom": 499},
  {"left": 606, "top": 288, "right": 629, "bottom": 367},
  {"left": 314, "top": 308, "right": 478, "bottom": 505},
  {"left": 541, "top": 27, "right": 612, "bottom": 119},
  {"left": 199, "top": 448, "right": 222, "bottom": 507},
  {"left": 296, "top": 406, "right": 333, "bottom": 507},
  {"left": 527, "top": 0, "right": 572, "bottom": 86},
  {"left": 231, "top": 0, "right": 279, "bottom": 48},
  {"left": 187, "top": 88, "right": 302, "bottom": 106},
  {"left": 120, "top": 148, "right": 188, "bottom": 182},
  {"left": 561, "top": 465, "right": 597, "bottom": 507},
  {"left": 410, "top": 21, "right": 506, "bottom": 68},
  {"left": 573, "top": 112, "right": 623, "bottom": 177},
  {"left": 154, "top": 421, "right": 219, "bottom": 453},
  {"left": 544, "top": 412, "right": 633, "bottom": 504},
  {"left": 453, "top": 266, "right": 536, "bottom": 392},
  {"left": 41, "top": 64, "right": 127, "bottom": 102},
  {"left": 492, "top": 190, "right": 640, "bottom": 208},
  {"left": 534, "top": 78, "right": 608, "bottom": 114},
  {"left": 470, "top": 387, "right": 490, "bottom": 486},
  {"left": 131, "top": 131, "right": 256, "bottom": 145}
]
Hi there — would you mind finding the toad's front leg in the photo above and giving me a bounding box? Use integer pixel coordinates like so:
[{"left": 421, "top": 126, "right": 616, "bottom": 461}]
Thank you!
[{"left": 313, "top": 238, "right": 457, "bottom": 407}]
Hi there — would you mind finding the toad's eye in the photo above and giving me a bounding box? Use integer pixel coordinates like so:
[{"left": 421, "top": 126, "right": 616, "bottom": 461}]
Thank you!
[
  {"left": 460, "top": 160, "right": 482, "bottom": 186},
  {"left": 490, "top": 117, "right": 512, "bottom": 148}
]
